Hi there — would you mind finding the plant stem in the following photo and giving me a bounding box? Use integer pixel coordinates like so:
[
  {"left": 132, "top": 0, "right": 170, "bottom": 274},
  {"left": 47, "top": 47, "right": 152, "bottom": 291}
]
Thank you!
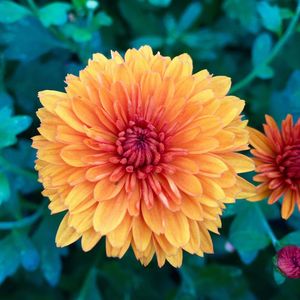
[
  {"left": 255, "top": 204, "right": 279, "bottom": 250},
  {"left": 0, "top": 203, "right": 45, "bottom": 230},
  {"left": 26, "top": 0, "right": 39, "bottom": 16},
  {"left": 231, "top": 3, "right": 300, "bottom": 94}
]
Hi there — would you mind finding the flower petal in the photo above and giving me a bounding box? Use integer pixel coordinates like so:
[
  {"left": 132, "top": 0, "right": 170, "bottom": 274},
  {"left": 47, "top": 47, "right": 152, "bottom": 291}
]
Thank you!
[
  {"left": 164, "top": 210, "right": 190, "bottom": 247},
  {"left": 171, "top": 173, "right": 202, "bottom": 196},
  {"left": 56, "top": 214, "right": 81, "bottom": 247},
  {"left": 93, "top": 192, "right": 128, "bottom": 234},
  {"left": 132, "top": 216, "right": 152, "bottom": 252}
]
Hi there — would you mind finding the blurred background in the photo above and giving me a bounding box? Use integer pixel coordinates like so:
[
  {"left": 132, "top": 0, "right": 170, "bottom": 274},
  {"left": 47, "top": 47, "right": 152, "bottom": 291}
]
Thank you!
[{"left": 0, "top": 0, "right": 300, "bottom": 299}]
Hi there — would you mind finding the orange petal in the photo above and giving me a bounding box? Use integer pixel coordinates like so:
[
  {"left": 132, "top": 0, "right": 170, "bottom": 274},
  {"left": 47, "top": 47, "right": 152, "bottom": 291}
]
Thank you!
[
  {"left": 71, "top": 97, "right": 100, "bottom": 127},
  {"left": 93, "top": 192, "right": 128, "bottom": 234},
  {"left": 55, "top": 214, "right": 81, "bottom": 247},
  {"left": 281, "top": 190, "right": 295, "bottom": 220},
  {"left": 186, "top": 137, "right": 219, "bottom": 154},
  {"left": 171, "top": 173, "right": 202, "bottom": 196},
  {"left": 171, "top": 157, "right": 199, "bottom": 174},
  {"left": 81, "top": 228, "right": 102, "bottom": 251},
  {"left": 38, "top": 90, "right": 68, "bottom": 114},
  {"left": 188, "top": 89, "right": 214, "bottom": 105},
  {"left": 183, "top": 219, "right": 200, "bottom": 254},
  {"left": 166, "top": 249, "right": 183, "bottom": 268},
  {"left": 222, "top": 153, "right": 255, "bottom": 173},
  {"left": 249, "top": 127, "right": 274, "bottom": 156},
  {"left": 164, "top": 210, "right": 190, "bottom": 247},
  {"left": 65, "top": 181, "right": 94, "bottom": 209},
  {"left": 56, "top": 125, "right": 84, "bottom": 144},
  {"left": 60, "top": 144, "right": 95, "bottom": 167},
  {"left": 106, "top": 213, "right": 132, "bottom": 248},
  {"left": 68, "top": 204, "right": 96, "bottom": 232},
  {"left": 181, "top": 196, "right": 203, "bottom": 221},
  {"left": 207, "top": 76, "right": 231, "bottom": 97},
  {"left": 198, "top": 225, "right": 214, "bottom": 253},
  {"left": 85, "top": 164, "right": 114, "bottom": 182},
  {"left": 155, "top": 234, "right": 177, "bottom": 256},
  {"left": 132, "top": 216, "right": 152, "bottom": 252},
  {"left": 127, "top": 184, "right": 141, "bottom": 216},
  {"left": 196, "top": 154, "right": 228, "bottom": 175},
  {"left": 247, "top": 183, "right": 270, "bottom": 202},
  {"left": 200, "top": 177, "right": 225, "bottom": 201},
  {"left": 94, "top": 177, "right": 125, "bottom": 201},
  {"left": 236, "top": 176, "right": 256, "bottom": 199},
  {"left": 142, "top": 200, "right": 164, "bottom": 235},
  {"left": 55, "top": 102, "right": 85, "bottom": 133}
]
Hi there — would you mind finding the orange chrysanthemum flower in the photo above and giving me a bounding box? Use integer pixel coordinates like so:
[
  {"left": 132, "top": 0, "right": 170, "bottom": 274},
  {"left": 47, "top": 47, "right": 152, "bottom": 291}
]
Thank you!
[
  {"left": 32, "top": 46, "right": 255, "bottom": 267},
  {"left": 249, "top": 114, "right": 300, "bottom": 219}
]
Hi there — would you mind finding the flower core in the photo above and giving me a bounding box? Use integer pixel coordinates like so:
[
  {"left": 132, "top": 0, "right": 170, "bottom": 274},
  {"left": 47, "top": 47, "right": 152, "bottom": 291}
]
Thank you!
[
  {"left": 116, "top": 118, "right": 164, "bottom": 173},
  {"left": 277, "top": 144, "right": 300, "bottom": 182}
]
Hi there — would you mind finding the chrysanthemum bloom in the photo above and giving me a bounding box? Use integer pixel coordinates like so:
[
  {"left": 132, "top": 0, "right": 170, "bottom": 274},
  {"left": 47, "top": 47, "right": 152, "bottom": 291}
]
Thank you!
[
  {"left": 276, "top": 245, "right": 300, "bottom": 279},
  {"left": 249, "top": 114, "right": 300, "bottom": 219},
  {"left": 32, "top": 46, "right": 255, "bottom": 267}
]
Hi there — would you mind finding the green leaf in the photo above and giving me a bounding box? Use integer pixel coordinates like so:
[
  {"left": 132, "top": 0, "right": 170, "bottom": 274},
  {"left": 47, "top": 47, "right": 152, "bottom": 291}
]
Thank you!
[
  {"left": 93, "top": 11, "right": 113, "bottom": 28},
  {"left": 132, "top": 36, "right": 164, "bottom": 48},
  {"left": 182, "top": 264, "right": 254, "bottom": 299},
  {"left": 271, "top": 71, "right": 300, "bottom": 122},
  {"left": 0, "top": 172, "right": 10, "bottom": 204},
  {"left": 229, "top": 204, "right": 270, "bottom": 252},
  {"left": 148, "top": 0, "right": 172, "bottom": 7},
  {"left": 0, "top": 1, "right": 31, "bottom": 24},
  {"left": 239, "top": 250, "right": 258, "bottom": 265},
  {"left": 256, "top": 65, "right": 274, "bottom": 79},
  {"left": 0, "top": 235, "right": 20, "bottom": 284},
  {"left": 9, "top": 58, "right": 66, "bottom": 113},
  {"left": 223, "top": 0, "right": 260, "bottom": 33},
  {"left": 39, "top": 2, "right": 71, "bottom": 27},
  {"left": 252, "top": 33, "right": 273, "bottom": 66},
  {"left": 33, "top": 215, "right": 62, "bottom": 286},
  {"left": 178, "top": 2, "right": 202, "bottom": 33},
  {"left": 72, "top": 0, "right": 87, "bottom": 12},
  {"left": 2, "top": 18, "right": 61, "bottom": 62},
  {"left": 41, "top": 244, "right": 62, "bottom": 286},
  {"left": 273, "top": 267, "right": 286, "bottom": 285},
  {"left": 76, "top": 268, "right": 102, "bottom": 300},
  {"left": 62, "top": 24, "right": 92, "bottom": 43},
  {"left": 280, "top": 8, "right": 294, "bottom": 20},
  {"left": 3, "top": 140, "right": 40, "bottom": 194},
  {"left": 280, "top": 231, "right": 300, "bottom": 247},
  {"left": 223, "top": 203, "right": 237, "bottom": 218},
  {"left": 119, "top": 0, "right": 159, "bottom": 35},
  {"left": 259, "top": 201, "right": 280, "bottom": 220},
  {"left": 285, "top": 70, "right": 300, "bottom": 111},
  {"left": 257, "top": 2, "right": 282, "bottom": 34},
  {"left": 12, "top": 232, "right": 40, "bottom": 271},
  {"left": 0, "top": 92, "right": 13, "bottom": 109},
  {"left": 0, "top": 107, "right": 32, "bottom": 149}
]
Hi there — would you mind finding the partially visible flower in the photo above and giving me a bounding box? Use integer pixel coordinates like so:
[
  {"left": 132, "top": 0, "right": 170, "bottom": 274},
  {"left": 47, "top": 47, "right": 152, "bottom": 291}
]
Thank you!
[
  {"left": 276, "top": 245, "right": 300, "bottom": 279},
  {"left": 249, "top": 114, "right": 300, "bottom": 219},
  {"left": 32, "top": 45, "right": 255, "bottom": 267}
]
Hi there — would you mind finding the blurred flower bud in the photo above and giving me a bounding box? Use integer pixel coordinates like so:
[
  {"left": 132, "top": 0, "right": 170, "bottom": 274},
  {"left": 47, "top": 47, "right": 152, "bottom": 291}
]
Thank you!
[
  {"left": 225, "top": 241, "right": 235, "bottom": 253},
  {"left": 277, "top": 245, "right": 300, "bottom": 279},
  {"left": 86, "top": 0, "right": 99, "bottom": 10}
]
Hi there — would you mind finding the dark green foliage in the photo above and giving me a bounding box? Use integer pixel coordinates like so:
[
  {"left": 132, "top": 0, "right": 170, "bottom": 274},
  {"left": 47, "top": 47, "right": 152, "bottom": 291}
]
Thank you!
[{"left": 1, "top": 0, "right": 300, "bottom": 299}]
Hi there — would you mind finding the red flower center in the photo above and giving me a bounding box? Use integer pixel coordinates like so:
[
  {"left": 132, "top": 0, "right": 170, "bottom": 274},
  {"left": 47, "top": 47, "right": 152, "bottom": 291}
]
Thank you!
[
  {"left": 277, "top": 143, "right": 300, "bottom": 182},
  {"left": 116, "top": 118, "right": 165, "bottom": 170}
]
